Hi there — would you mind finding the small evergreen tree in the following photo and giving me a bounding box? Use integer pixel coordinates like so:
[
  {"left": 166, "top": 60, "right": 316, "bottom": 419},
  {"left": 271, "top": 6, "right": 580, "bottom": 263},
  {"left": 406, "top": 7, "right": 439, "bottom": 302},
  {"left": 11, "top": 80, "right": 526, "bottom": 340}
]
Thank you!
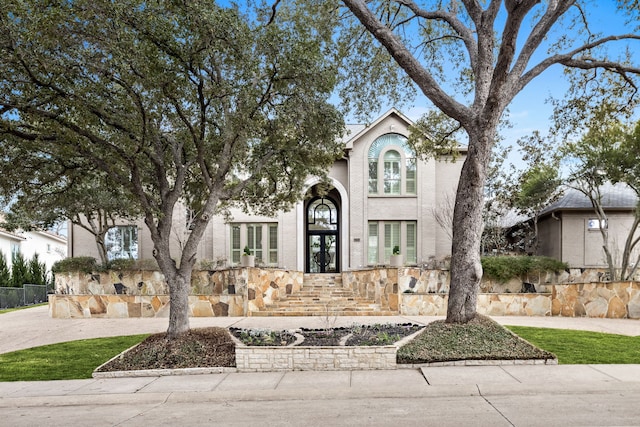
[
  {"left": 10, "top": 252, "right": 29, "bottom": 287},
  {"left": 0, "top": 252, "right": 10, "bottom": 286},
  {"left": 27, "top": 253, "right": 48, "bottom": 287}
]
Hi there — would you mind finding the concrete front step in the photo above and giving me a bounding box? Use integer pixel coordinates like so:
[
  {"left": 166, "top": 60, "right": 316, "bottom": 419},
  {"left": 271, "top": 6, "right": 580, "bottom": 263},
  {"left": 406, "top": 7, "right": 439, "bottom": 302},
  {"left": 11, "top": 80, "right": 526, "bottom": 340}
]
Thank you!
[{"left": 250, "top": 310, "right": 396, "bottom": 317}]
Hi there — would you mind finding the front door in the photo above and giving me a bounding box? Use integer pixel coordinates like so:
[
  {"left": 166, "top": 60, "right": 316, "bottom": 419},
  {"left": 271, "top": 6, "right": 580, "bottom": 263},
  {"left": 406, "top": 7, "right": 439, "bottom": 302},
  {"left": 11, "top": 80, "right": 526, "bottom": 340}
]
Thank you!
[
  {"left": 306, "top": 197, "right": 339, "bottom": 273},
  {"left": 308, "top": 234, "right": 337, "bottom": 273}
]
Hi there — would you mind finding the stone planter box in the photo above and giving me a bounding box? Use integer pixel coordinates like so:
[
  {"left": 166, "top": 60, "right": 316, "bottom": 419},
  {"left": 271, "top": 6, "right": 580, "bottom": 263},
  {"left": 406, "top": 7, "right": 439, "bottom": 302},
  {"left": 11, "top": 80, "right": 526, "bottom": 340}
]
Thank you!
[{"left": 231, "top": 328, "right": 424, "bottom": 372}]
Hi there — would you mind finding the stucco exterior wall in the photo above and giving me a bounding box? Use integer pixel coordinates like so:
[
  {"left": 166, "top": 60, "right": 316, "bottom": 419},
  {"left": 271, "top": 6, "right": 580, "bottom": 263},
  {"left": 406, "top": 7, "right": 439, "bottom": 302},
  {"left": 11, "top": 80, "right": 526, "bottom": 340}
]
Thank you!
[
  {"left": 67, "top": 109, "right": 463, "bottom": 272},
  {"left": 537, "top": 210, "right": 640, "bottom": 269}
]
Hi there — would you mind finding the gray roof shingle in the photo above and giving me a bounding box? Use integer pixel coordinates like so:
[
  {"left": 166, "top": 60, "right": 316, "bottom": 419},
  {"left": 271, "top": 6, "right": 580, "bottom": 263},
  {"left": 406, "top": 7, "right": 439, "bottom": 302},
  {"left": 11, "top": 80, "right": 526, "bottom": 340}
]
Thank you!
[{"left": 540, "top": 182, "right": 638, "bottom": 215}]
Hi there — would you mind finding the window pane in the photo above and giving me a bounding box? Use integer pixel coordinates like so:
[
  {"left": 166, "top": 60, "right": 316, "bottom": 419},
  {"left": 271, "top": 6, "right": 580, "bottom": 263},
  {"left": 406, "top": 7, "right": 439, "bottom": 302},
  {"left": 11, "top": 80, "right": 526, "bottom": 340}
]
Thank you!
[
  {"left": 406, "top": 222, "right": 416, "bottom": 264},
  {"left": 368, "top": 160, "right": 378, "bottom": 194},
  {"left": 368, "top": 222, "right": 378, "bottom": 265},
  {"left": 269, "top": 225, "right": 278, "bottom": 264},
  {"left": 231, "top": 225, "right": 241, "bottom": 264},
  {"left": 406, "top": 158, "right": 416, "bottom": 194},
  {"left": 105, "top": 226, "right": 138, "bottom": 260},
  {"left": 247, "top": 225, "right": 263, "bottom": 263},
  {"left": 383, "top": 151, "right": 401, "bottom": 195},
  {"left": 384, "top": 222, "right": 400, "bottom": 261}
]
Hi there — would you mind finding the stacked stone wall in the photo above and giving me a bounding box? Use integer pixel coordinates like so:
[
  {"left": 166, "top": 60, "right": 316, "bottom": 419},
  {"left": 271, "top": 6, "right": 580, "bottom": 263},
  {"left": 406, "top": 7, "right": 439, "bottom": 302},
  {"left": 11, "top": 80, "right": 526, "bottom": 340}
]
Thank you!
[
  {"left": 51, "top": 267, "right": 302, "bottom": 318},
  {"left": 50, "top": 267, "right": 640, "bottom": 319},
  {"left": 342, "top": 268, "right": 397, "bottom": 311},
  {"left": 400, "top": 281, "right": 640, "bottom": 319}
]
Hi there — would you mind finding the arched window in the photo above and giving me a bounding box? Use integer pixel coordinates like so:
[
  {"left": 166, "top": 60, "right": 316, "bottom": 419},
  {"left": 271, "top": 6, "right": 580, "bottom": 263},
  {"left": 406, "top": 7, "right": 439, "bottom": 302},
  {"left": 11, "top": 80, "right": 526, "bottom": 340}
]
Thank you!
[{"left": 368, "top": 134, "right": 416, "bottom": 195}]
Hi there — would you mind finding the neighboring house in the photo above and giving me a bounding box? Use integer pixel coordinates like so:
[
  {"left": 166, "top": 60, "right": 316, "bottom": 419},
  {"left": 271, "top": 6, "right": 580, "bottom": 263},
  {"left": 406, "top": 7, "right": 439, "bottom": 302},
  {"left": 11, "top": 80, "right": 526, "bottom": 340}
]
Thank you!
[
  {"left": 0, "top": 227, "right": 67, "bottom": 273},
  {"left": 68, "top": 109, "right": 466, "bottom": 272},
  {"left": 535, "top": 183, "right": 639, "bottom": 268}
]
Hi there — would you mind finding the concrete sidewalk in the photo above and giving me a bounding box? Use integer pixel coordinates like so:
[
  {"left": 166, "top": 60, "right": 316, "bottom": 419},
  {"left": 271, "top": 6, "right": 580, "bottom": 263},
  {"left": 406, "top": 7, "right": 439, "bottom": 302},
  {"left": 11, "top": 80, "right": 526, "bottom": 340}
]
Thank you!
[
  {"left": 1, "top": 306, "right": 640, "bottom": 426},
  {"left": 2, "top": 364, "right": 640, "bottom": 426}
]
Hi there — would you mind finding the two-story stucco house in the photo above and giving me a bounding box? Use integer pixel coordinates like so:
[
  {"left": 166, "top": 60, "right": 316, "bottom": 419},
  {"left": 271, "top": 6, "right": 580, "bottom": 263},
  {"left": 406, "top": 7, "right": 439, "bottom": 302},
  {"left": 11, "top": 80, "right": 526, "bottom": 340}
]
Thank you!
[
  {"left": 67, "top": 109, "right": 466, "bottom": 272},
  {"left": 0, "top": 227, "right": 67, "bottom": 274}
]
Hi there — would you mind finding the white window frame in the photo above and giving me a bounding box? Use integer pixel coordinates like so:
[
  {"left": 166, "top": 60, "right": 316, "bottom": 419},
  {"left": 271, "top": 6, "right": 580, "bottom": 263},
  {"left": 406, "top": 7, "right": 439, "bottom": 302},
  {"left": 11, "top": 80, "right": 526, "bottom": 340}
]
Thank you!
[
  {"left": 368, "top": 220, "right": 417, "bottom": 265},
  {"left": 368, "top": 134, "right": 417, "bottom": 196},
  {"left": 105, "top": 225, "right": 139, "bottom": 261},
  {"left": 230, "top": 223, "right": 278, "bottom": 266},
  {"left": 587, "top": 218, "right": 608, "bottom": 230}
]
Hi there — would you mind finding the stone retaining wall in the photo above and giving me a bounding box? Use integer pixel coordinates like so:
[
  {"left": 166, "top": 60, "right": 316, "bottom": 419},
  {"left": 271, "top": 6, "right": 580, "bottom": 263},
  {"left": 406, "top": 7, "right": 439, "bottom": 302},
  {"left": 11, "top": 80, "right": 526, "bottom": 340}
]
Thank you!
[
  {"left": 49, "top": 267, "right": 640, "bottom": 319},
  {"left": 49, "top": 294, "right": 245, "bottom": 318},
  {"left": 342, "top": 268, "right": 398, "bottom": 311},
  {"left": 400, "top": 281, "right": 640, "bottom": 318},
  {"left": 401, "top": 294, "right": 552, "bottom": 317}
]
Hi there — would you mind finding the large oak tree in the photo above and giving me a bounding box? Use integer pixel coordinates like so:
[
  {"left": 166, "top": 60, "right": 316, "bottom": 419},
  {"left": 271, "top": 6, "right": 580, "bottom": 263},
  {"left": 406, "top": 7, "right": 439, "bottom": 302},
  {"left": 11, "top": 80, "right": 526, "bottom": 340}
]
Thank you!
[
  {"left": 340, "top": 0, "right": 640, "bottom": 322},
  {"left": 0, "top": 0, "right": 344, "bottom": 337}
]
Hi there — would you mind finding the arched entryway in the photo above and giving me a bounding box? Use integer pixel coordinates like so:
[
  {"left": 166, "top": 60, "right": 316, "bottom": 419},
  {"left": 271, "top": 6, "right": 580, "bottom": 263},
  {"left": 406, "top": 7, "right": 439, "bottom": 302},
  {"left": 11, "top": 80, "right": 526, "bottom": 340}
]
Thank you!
[{"left": 306, "top": 194, "right": 340, "bottom": 273}]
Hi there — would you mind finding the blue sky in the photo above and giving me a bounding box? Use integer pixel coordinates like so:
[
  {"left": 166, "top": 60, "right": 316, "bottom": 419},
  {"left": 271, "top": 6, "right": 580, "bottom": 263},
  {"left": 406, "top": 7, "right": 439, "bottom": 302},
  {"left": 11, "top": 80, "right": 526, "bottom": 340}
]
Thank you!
[{"left": 365, "top": 2, "right": 638, "bottom": 171}]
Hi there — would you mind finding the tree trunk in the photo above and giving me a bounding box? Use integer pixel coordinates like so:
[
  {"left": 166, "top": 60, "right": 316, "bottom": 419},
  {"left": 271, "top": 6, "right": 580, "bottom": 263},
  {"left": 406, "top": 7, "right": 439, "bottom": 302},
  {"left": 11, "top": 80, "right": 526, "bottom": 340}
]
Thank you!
[
  {"left": 95, "top": 233, "right": 109, "bottom": 266},
  {"left": 446, "top": 133, "right": 490, "bottom": 323},
  {"left": 165, "top": 268, "right": 191, "bottom": 338}
]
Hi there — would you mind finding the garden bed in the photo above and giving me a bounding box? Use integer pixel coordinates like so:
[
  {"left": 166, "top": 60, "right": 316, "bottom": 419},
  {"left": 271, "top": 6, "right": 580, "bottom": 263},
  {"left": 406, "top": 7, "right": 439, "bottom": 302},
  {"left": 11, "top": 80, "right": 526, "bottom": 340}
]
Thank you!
[
  {"left": 230, "top": 323, "right": 423, "bottom": 347},
  {"left": 231, "top": 323, "right": 425, "bottom": 372}
]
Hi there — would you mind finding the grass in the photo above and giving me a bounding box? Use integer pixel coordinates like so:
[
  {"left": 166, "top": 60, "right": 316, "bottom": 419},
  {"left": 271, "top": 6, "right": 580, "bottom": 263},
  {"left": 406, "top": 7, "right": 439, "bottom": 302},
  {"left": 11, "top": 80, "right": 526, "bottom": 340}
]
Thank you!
[
  {"left": 397, "top": 315, "right": 555, "bottom": 364},
  {"left": 0, "top": 303, "right": 48, "bottom": 315},
  {"left": 505, "top": 325, "right": 640, "bottom": 364},
  {"left": 0, "top": 334, "right": 148, "bottom": 381},
  {"left": 2, "top": 319, "right": 639, "bottom": 381}
]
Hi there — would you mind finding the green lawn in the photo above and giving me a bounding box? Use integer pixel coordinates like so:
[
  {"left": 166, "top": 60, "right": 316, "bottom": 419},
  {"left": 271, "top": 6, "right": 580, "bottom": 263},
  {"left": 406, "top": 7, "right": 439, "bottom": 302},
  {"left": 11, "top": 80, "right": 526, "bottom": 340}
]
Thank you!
[
  {"left": 0, "top": 335, "right": 148, "bottom": 381},
  {"left": 0, "top": 303, "right": 48, "bottom": 315},
  {"left": 506, "top": 326, "right": 640, "bottom": 364},
  {"left": 1, "top": 325, "right": 639, "bottom": 382}
]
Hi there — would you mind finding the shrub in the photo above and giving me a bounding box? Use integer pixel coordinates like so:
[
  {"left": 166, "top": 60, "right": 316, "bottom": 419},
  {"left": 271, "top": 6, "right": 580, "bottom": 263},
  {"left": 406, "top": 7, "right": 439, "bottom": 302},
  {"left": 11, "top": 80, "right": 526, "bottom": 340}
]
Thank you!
[
  {"left": 481, "top": 256, "right": 568, "bottom": 283},
  {"left": 104, "top": 258, "right": 136, "bottom": 271},
  {"left": 52, "top": 256, "right": 98, "bottom": 274},
  {"left": 27, "top": 253, "right": 48, "bottom": 286},
  {"left": 10, "top": 253, "right": 29, "bottom": 287},
  {"left": 0, "top": 252, "right": 10, "bottom": 286}
]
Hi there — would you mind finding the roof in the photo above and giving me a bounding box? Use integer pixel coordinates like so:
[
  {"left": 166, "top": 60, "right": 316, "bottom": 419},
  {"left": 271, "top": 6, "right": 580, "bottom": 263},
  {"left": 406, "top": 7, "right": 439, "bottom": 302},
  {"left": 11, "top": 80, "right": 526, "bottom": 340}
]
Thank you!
[
  {"left": 0, "top": 229, "right": 26, "bottom": 241},
  {"left": 540, "top": 182, "right": 638, "bottom": 215},
  {"left": 342, "top": 108, "right": 468, "bottom": 154},
  {"left": 343, "top": 108, "right": 412, "bottom": 149}
]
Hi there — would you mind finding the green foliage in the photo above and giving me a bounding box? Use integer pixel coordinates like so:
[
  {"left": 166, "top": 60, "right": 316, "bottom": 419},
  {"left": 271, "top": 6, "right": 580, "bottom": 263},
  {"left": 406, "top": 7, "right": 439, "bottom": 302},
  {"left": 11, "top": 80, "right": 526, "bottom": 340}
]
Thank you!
[
  {"left": 10, "top": 253, "right": 29, "bottom": 288},
  {"left": 397, "top": 316, "right": 554, "bottom": 364},
  {"left": 506, "top": 326, "right": 640, "bottom": 364},
  {"left": 481, "top": 256, "right": 568, "bottom": 283},
  {"left": 392, "top": 245, "right": 400, "bottom": 255},
  {"left": 26, "top": 253, "right": 47, "bottom": 286},
  {"left": 0, "top": 335, "right": 148, "bottom": 381},
  {"left": 105, "top": 258, "right": 136, "bottom": 272},
  {"left": 52, "top": 257, "right": 98, "bottom": 274},
  {"left": 408, "top": 110, "right": 465, "bottom": 161},
  {"left": 0, "top": 252, "right": 10, "bottom": 286}
]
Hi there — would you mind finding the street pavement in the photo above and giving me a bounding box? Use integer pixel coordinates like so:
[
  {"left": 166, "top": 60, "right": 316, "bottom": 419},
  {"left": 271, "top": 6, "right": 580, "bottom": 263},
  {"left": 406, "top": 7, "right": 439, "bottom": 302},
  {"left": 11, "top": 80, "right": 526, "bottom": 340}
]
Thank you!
[{"left": 1, "top": 306, "right": 640, "bottom": 426}]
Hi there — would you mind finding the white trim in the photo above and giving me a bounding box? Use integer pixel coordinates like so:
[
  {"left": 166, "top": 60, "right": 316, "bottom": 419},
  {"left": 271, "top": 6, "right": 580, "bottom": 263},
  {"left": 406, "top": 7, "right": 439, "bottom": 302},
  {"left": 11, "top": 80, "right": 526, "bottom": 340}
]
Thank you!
[{"left": 297, "top": 177, "right": 350, "bottom": 272}]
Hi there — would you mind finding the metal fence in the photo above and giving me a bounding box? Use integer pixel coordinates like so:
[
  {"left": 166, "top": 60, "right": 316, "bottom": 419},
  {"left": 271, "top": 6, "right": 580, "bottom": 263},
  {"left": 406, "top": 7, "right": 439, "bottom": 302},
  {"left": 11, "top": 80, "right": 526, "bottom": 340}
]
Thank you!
[{"left": 0, "top": 284, "right": 48, "bottom": 309}]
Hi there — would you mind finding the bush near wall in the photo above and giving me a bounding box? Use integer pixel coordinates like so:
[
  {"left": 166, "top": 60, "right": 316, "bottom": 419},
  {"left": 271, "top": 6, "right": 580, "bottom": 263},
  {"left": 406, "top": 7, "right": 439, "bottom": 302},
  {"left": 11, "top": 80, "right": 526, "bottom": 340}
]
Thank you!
[
  {"left": 52, "top": 257, "right": 160, "bottom": 274},
  {"left": 52, "top": 257, "right": 98, "bottom": 274},
  {"left": 481, "top": 256, "right": 568, "bottom": 284}
]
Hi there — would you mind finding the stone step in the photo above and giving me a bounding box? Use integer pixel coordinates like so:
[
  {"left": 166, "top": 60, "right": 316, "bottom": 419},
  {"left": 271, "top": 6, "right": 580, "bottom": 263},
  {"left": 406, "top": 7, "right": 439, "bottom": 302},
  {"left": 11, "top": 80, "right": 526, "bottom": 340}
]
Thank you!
[
  {"left": 252, "top": 273, "right": 384, "bottom": 317},
  {"left": 265, "top": 302, "right": 381, "bottom": 309},
  {"left": 250, "top": 310, "right": 396, "bottom": 317}
]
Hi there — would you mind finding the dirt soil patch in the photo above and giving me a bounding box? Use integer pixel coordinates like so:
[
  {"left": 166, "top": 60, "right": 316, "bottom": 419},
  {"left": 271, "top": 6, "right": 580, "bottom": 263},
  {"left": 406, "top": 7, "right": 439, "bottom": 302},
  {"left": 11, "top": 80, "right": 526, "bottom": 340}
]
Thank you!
[{"left": 97, "top": 327, "right": 236, "bottom": 372}]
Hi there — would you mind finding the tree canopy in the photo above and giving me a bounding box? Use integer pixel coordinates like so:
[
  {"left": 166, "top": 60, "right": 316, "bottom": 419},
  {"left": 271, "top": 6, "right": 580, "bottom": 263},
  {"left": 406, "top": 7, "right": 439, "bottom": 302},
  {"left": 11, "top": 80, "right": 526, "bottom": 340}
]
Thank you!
[
  {"left": 340, "top": 0, "right": 640, "bottom": 322},
  {"left": 563, "top": 110, "right": 640, "bottom": 280},
  {"left": 0, "top": 0, "right": 345, "bottom": 336}
]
